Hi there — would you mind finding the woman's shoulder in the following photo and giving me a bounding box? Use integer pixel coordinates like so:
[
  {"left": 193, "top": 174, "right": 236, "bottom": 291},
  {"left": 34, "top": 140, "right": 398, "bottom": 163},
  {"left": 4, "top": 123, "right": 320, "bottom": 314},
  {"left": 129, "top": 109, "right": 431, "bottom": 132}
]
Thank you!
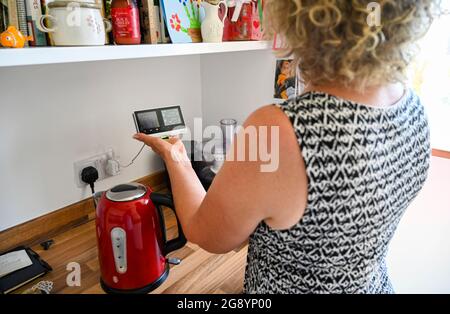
[
  {"left": 277, "top": 87, "right": 423, "bottom": 115},
  {"left": 243, "top": 95, "right": 331, "bottom": 134},
  {"left": 251, "top": 86, "right": 424, "bottom": 129},
  {"left": 244, "top": 104, "right": 292, "bottom": 129}
]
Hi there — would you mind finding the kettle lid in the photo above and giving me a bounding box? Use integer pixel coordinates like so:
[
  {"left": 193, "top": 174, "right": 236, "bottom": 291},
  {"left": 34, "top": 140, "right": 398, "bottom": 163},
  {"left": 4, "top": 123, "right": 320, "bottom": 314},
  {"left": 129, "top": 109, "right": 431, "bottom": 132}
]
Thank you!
[{"left": 106, "top": 183, "right": 147, "bottom": 202}]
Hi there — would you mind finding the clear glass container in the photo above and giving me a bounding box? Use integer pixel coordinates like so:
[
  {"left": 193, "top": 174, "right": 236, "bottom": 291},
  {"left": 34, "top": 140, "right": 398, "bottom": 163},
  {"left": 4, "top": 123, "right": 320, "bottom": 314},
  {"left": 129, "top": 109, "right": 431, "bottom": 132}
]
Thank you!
[{"left": 220, "top": 118, "right": 237, "bottom": 153}]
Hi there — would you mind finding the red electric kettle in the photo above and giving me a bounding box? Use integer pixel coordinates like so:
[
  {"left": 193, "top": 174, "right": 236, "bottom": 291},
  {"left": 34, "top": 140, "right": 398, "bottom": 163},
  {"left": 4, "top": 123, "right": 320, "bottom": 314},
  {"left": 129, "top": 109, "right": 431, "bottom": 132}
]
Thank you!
[{"left": 94, "top": 183, "right": 186, "bottom": 294}]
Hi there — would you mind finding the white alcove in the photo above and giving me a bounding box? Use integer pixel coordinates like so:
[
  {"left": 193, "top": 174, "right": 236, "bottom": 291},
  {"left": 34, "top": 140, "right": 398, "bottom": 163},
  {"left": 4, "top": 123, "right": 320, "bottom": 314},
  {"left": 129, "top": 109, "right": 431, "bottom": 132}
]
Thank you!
[{"left": 0, "top": 43, "right": 276, "bottom": 231}]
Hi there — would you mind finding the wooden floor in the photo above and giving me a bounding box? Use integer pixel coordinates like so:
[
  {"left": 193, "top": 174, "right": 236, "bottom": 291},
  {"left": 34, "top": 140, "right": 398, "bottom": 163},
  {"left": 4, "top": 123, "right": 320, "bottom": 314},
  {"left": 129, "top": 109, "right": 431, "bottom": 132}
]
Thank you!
[{"left": 13, "top": 207, "right": 248, "bottom": 294}]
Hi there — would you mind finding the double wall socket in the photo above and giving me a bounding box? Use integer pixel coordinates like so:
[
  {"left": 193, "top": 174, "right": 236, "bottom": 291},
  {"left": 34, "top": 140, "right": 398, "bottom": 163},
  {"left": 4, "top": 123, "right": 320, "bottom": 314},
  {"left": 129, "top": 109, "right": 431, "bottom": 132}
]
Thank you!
[{"left": 74, "top": 149, "right": 117, "bottom": 188}]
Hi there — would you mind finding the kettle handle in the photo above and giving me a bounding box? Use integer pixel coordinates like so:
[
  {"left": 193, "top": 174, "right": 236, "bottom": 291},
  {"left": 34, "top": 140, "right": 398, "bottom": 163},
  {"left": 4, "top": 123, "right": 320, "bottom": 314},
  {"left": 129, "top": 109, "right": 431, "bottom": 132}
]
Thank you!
[{"left": 150, "top": 192, "right": 187, "bottom": 255}]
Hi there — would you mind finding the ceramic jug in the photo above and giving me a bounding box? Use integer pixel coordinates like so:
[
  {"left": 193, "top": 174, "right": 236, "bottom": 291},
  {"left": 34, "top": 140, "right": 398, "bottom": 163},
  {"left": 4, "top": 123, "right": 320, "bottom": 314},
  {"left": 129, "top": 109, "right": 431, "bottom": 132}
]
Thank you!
[{"left": 201, "top": 1, "right": 228, "bottom": 43}]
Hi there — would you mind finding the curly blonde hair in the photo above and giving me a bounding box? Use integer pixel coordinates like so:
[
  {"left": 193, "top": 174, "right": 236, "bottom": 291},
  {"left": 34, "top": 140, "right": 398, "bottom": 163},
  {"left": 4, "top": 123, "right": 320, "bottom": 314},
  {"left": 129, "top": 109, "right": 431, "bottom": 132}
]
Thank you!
[{"left": 265, "top": 0, "right": 442, "bottom": 91}]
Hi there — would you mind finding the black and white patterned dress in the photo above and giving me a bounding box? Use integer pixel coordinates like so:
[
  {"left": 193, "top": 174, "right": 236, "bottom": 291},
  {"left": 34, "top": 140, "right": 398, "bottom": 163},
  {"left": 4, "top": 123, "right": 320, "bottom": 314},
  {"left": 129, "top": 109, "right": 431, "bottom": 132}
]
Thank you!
[{"left": 243, "top": 89, "right": 430, "bottom": 294}]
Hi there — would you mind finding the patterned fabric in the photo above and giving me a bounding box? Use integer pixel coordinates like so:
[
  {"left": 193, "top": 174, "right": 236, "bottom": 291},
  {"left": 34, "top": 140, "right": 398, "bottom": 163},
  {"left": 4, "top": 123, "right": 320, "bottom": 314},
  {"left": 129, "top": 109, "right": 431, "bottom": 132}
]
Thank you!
[{"left": 243, "top": 89, "right": 431, "bottom": 294}]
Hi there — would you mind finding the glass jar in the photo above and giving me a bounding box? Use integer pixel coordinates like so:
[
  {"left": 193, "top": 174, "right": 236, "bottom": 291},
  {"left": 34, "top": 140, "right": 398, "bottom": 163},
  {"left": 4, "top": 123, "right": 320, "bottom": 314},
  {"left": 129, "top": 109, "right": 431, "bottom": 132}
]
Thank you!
[{"left": 220, "top": 118, "right": 237, "bottom": 153}]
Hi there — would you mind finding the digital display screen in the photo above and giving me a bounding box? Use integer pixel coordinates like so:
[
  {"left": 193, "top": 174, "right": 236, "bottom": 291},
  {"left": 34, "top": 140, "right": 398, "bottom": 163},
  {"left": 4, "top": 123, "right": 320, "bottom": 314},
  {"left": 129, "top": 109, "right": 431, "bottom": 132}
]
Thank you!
[
  {"left": 134, "top": 106, "right": 184, "bottom": 135},
  {"left": 138, "top": 111, "right": 160, "bottom": 129},
  {"left": 161, "top": 108, "right": 182, "bottom": 126}
]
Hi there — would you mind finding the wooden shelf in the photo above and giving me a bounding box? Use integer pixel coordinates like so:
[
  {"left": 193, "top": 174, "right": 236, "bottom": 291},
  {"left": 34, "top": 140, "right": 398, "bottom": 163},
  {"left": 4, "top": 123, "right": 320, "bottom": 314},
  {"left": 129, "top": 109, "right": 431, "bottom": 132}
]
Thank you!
[{"left": 0, "top": 41, "right": 271, "bottom": 67}]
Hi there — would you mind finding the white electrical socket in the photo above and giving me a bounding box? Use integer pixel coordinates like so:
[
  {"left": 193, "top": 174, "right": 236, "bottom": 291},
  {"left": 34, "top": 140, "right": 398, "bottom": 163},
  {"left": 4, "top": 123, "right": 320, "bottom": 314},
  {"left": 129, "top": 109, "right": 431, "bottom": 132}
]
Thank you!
[{"left": 74, "top": 149, "right": 118, "bottom": 188}]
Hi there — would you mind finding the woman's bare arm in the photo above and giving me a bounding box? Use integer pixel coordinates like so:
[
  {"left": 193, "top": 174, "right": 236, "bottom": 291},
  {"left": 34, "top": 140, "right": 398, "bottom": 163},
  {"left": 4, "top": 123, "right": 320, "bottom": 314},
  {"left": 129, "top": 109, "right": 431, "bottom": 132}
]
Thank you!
[{"left": 134, "top": 105, "right": 307, "bottom": 254}]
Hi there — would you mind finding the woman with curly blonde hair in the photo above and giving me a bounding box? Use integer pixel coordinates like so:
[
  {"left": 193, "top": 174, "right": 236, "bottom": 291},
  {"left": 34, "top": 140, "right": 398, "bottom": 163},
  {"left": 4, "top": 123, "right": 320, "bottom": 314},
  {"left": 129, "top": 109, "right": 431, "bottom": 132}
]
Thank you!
[{"left": 134, "top": 1, "right": 442, "bottom": 293}]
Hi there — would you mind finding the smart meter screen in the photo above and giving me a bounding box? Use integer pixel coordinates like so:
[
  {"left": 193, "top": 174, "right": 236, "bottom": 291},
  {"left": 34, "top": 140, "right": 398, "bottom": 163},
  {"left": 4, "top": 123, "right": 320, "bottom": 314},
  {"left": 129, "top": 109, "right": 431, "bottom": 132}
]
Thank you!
[
  {"left": 138, "top": 111, "right": 160, "bottom": 129},
  {"left": 161, "top": 108, "right": 182, "bottom": 126}
]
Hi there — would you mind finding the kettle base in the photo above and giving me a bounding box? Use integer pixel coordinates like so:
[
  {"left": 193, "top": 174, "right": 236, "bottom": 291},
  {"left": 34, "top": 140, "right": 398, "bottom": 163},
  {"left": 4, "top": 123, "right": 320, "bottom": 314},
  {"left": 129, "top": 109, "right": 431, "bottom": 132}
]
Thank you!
[{"left": 100, "top": 263, "right": 170, "bottom": 294}]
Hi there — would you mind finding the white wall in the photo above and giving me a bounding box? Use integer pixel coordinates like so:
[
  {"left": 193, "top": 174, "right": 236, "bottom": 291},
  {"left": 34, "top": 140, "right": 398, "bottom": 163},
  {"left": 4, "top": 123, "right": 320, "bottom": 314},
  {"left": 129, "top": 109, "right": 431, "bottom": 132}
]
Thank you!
[
  {"left": 0, "top": 56, "right": 203, "bottom": 231},
  {"left": 0, "top": 50, "right": 276, "bottom": 232},
  {"left": 200, "top": 50, "right": 277, "bottom": 126},
  {"left": 387, "top": 156, "right": 450, "bottom": 293}
]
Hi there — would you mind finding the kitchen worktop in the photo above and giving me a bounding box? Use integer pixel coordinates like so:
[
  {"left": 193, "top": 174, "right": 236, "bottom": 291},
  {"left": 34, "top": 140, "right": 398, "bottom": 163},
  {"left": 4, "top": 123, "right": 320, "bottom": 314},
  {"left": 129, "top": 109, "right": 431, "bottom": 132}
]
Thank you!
[{"left": 13, "top": 207, "right": 247, "bottom": 294}]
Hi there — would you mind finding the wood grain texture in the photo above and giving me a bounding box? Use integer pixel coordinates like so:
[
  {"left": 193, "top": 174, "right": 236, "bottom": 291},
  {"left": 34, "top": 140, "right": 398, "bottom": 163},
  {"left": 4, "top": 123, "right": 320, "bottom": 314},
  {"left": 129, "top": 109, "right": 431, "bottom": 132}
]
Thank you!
[
  {"left": 432, "top": 149, "right": 450, "bottom": 160},
  {"left": 0, "top": 171, "right": 166, "bottom": 253}
]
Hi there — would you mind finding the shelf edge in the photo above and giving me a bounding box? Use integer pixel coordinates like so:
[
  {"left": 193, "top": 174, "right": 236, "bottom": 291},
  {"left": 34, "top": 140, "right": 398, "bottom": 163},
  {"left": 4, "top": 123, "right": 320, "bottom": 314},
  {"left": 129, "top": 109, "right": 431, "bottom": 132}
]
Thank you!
[{"left": 0, "top": 41, "right": 271, "bottom": 67}]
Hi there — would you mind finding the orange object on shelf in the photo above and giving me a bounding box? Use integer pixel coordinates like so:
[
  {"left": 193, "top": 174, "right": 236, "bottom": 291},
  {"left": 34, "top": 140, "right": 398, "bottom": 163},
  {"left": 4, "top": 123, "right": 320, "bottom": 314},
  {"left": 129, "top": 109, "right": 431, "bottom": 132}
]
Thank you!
[{"left": 0, "top": 26, "right": 32, "bottom": 48}]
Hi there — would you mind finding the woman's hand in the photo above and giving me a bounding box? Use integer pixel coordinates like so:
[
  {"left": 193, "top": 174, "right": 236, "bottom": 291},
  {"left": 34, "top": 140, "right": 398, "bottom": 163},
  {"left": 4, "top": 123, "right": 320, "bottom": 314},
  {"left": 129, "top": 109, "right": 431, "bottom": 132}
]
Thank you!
[{"left": 133, "top": 133, "right": 189, "bottom": 164}]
